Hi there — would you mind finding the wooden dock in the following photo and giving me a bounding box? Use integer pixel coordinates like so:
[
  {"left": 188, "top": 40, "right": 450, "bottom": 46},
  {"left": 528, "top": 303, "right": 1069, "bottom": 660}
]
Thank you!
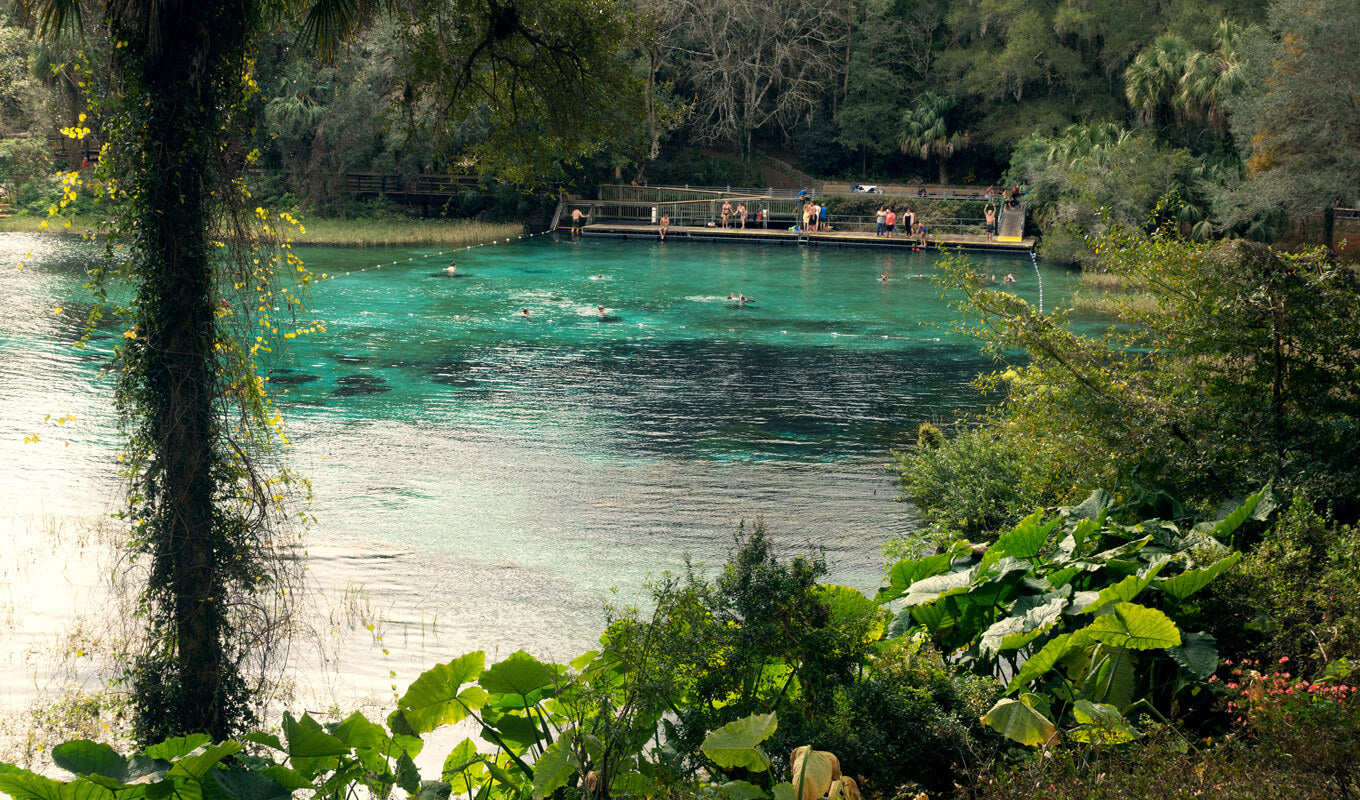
[{"left": 570, "top": 222, "right": 1035, "bottom": 253}]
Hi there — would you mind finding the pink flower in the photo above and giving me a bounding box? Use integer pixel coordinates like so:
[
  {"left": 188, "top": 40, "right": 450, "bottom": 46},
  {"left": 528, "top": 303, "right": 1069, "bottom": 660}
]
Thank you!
[{"left": 1279, "top": 656, "right": 1290, "bottom": 663}]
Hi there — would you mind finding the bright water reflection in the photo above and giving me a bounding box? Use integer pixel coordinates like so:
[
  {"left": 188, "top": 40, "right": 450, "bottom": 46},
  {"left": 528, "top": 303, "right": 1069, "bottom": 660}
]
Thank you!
[{"left": 0, "top": 232, "right": 1079, "bottom": 711}]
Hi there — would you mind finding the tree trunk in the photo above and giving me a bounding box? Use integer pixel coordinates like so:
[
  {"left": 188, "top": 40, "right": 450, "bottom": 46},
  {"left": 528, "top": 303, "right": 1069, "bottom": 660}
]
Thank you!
[{"left": 116, "top": 0, "right": 250, "bottom": 742}]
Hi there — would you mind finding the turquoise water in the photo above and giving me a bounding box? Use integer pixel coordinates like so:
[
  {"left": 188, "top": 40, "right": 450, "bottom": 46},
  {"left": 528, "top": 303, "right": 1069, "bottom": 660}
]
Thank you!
[{"left": 0, "top": 231, "right": 1078, "bottom": 698}]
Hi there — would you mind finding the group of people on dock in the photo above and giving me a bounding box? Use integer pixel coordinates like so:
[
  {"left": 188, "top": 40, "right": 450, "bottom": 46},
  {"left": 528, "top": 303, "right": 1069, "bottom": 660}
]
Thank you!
[
  {"left": 720, "top": 201, "right": 748, "bottom": 229},
  {"left": 801, "top": 200, "right": 829, "bottom": 232},
  {"left": 874, "top": 206, "right": 927, "bottom": 246}
]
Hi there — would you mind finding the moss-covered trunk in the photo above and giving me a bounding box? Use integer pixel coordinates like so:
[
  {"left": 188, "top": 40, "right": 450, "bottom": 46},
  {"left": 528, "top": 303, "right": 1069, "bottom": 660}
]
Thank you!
[{"left": 116, "top": 0, "right": 252, "bottom": 742}]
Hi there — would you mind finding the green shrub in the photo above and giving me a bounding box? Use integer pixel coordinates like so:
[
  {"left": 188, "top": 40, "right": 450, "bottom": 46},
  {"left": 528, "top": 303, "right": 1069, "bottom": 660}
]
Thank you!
[
  {"left": 971, "top": 726, "right": 1335, "bottom": 800},
  {"left": 812, "top": 635, "right": 1002, "bottom": 798},
  {"left": 1196, "top": 496, "right": 1360, "bottom": 672},
  {"left": 892, "top": 425, "right": 1054, "bottom": 539}
]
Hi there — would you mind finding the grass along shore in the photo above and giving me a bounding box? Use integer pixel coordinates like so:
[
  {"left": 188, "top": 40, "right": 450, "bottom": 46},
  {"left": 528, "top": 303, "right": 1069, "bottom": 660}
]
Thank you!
[
  {"left": 1070, "top": 269, "right": 1161, "bottom": 315},
  {"left": 0, "top": 214, "right": 524, "bottom": 247}
]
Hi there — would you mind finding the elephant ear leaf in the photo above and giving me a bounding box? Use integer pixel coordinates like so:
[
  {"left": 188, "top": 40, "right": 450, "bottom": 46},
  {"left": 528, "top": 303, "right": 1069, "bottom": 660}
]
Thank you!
[
  {"left": 875, "top": 553, "right": 953, "bottom": 604},
  {"left": 1006, "top": 633, "right": 1074, "bottom": 693},
  {"left": 52, "top": 742, "right": 128, "bottom": 782},
  {"left": 0, "top": 768, "right": 67, "bottom": 800},
  {"left": 398, "top": 652, "right": 490, "bottom": 733},
  {"left": 1167, "top": 631, "right": 1220, "bottom": 679},
  {"left": 1209, "top": 491, "right": 1263, "bottom": 540},
  {"left": 480, "top": 650, "right": 559, "bottom": 705},
  {"left": 982, "top": 695, "right": 1056, "bottom": 747},
  {"left": 701, "top": 713, "right": 777, "bottom": 773},
  {"left": 991, "top": 512, "right": 1057, "bottom": 560},
  {"left": 1080, "top": 603, "right": 1181, "bottom": 650},
  {"left": 1158, "top": 553, "right": 1241, "bottom": 600}
]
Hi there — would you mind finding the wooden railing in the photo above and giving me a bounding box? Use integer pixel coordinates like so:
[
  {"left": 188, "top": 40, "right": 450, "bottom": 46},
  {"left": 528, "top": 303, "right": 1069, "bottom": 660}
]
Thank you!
[{"left": 343, "top": 172, "right": 480, "bottom": 197}]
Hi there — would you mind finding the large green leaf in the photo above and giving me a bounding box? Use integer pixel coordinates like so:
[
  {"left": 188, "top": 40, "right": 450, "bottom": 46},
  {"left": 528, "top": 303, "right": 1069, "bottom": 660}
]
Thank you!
[
  {"left": 1158, "top": 552, "right": 1241, "bottom": 600},
  {"left": 875, "top": 553, "right": 953, "bottom": 604},
  {"left": 1006, "top": 633, "right": 1075, "bottom": 692},
  {"left": 991, "top": 513, "right": 1058, "bottom": 560},
  {"left": 1167, "top": 631, "right": 1219, "bottom": 679},
  {"left": 980, "top": 594, "right": 1067, "bottom": 656},
  {"left": 281, "top": 714, "right": 348, "bottom": 759},
  {"left": 329, "top": 712, "right": 389, "bottom": 752},
  {"left": 1081, "top": 559, "right": 1169, "bottom": 615},
  {"left": 700, "top": 713, "right": 777, "bottom": 772},
  {"left": 907, "top": 601, "right": 952, "bottom": 633},
  {"left": 52, "top": 742, "right": 126, "bottom": 782},
  {"left": 1091, "top": 535, "right": 1154, "bottom": 564},
  {"left": 1079, "top": 603, "right": 1181, "bottom": 650},
  {"left": 144, "top": 736, "right": 213, "bottom": 761},
  {"left": 1078, "top": 646, "right": 1136, "bottom": 709},
  {"left": 1063, "top": 489, "right": 1112, "bottom": 522},
  {"left": 440, "top": 739, "right": 485, "bottom": 784},
  {"left": 258, "top": 766, "right": 311, "bottom": 792},
  {"left": 902, "top": 566, "right": 977, "bottom": 606},
  {"left": 981, "top": 695, "right": 1056, "bottom": 747},
  {"left": 479, "top": 651, "right": 558, "bottom": 705},
  {"left": 529, "top": 739, "right": 576, "bottom": 800},
  {"left": 0, "top": 769, "right": 68, "bottom": 800},
  {"left": 413, "top": 781, "right": 450, "bottom": 800},
  {"left": 395, "top": 751, "right": 420, "bottom": 795},
  {"left": 1208, "top": 491, "right": 1262, "bottom": 541},
  {"left": 169, "top": 742, "right": 241, "bottom": 781},
  {"left": 212, "top": 769, "right": 291, "bottom": 800},
  {"left": 398, "top": 652, "right": 490, "bottom": 734},
  {"left": 480, "top": 708, "right": 541, "bottom": 752},
  {"left": 819, "top": 585, "right": 885, "bottom": 641}
]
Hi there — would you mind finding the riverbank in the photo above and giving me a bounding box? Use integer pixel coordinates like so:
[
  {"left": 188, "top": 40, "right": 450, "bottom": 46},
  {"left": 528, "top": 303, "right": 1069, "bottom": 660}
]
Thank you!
[{"left": 0, "top": 214, "right": 523, "bottom": 248}]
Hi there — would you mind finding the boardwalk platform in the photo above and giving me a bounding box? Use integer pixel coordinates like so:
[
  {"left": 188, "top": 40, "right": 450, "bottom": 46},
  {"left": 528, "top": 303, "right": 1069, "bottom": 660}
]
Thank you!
[{"left": 569, "top": 222, "right": 1035, "bottom": 253}]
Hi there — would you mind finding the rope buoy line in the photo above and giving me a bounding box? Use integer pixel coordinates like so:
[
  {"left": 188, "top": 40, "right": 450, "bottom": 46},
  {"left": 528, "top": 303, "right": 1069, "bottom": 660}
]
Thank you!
[
  {"left": 328, "top": 228, "right": 555, "bottom": 280},
  {"left": 1029, "top": 248, "right": 1043, "bottom": 314}
]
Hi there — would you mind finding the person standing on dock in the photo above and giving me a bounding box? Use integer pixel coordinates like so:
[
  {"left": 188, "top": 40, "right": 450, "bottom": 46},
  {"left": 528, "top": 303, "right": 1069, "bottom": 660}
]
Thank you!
[
  {"left": 818, "top": 203, "right": 828, "bottom": 231},
  {"left": 916, "top": 220, "right": 928, "bottom": 247},
  {"left": 885, "top": 208, "right": 897, "bottom": 237},
  {"left": 721, "top": 201, "right": 732, "bottom": 229},
  {"left": 903, "top": 207, "right": 916, "bottom": 239},
  {"left": 984, "top": 203, "right": 996, "bottom": 242},
  {"left": 571, "top": 207, "right": 585, "bottom": 236},
  {"left": 876, "top": 207, "right": 886, "bottom": 237},
  {"left": 737, "top": 202, "right": 747, "bottom": 229},
  {"left": 659, "top": 214, "right": 670, "bottom": 240}
]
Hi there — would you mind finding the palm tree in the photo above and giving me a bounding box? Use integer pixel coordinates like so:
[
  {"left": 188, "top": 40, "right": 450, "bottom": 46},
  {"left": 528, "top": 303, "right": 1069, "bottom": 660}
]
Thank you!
[
  {"left": 1046, "top": 122, "right": 1131, "bottom": 168},
  {"left": 1124, "top": 34, "right": 1194, "bottom": 126},
  {"left": 899, "top": 92, "right": 969, "bottom": 184},
  {"left": 1176, "top": 20, "right": 1250, "bottom": 138}
]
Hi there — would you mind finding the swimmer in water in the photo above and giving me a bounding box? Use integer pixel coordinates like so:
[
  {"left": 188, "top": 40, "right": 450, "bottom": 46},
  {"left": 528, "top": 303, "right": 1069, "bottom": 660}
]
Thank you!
[
  {"left": 1003, "top": 273, "right": 1016, "bottom": 283},
  {"left": 597, "top": 305, "right": 607, "bottom": 316},
  {"left": 738, "top": 293, "right": 754, "bottom": 305},
  {"left": 521, "top": 308, "right": 530, "bottom": 318},
  {"left": 445, "top": 261, "right": 457, "bottom": 276},
  {"left": 591, "top": 274, "right": 605, "bottom": 280},
  {"left": 879, "top": 274, "right": 889, "bottom": 282}
]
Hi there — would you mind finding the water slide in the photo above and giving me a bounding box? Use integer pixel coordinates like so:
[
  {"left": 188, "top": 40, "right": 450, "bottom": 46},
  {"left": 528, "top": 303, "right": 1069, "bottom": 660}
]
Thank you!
[{"left": 998, "top": 204, "right": 1026, "bottom": 242}]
